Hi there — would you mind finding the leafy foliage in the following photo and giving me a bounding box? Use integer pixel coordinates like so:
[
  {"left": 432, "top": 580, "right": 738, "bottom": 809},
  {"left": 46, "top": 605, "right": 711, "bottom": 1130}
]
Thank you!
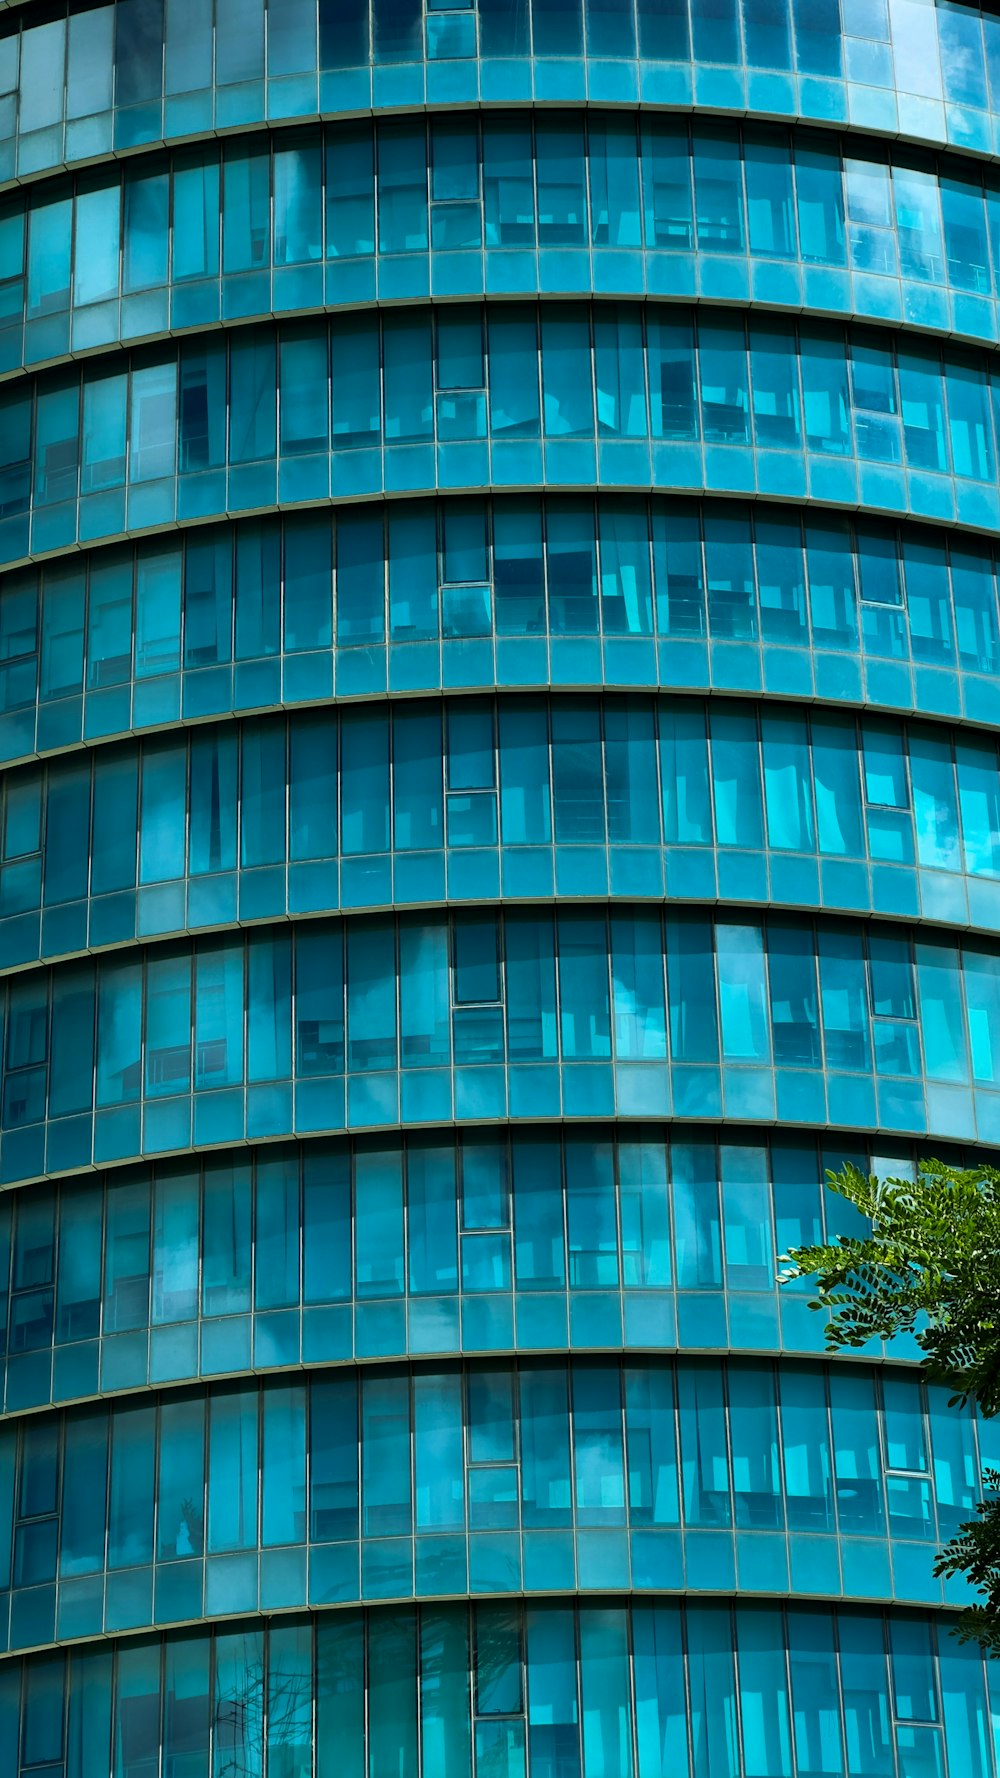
[
  {"left": 782, "top": 1159, "right": 1000, "bottom": 1652},
  {"left": 934, "top": 1474, "right": 1000, "bottom": 1656},
  {"left": 782, "top": 1159, "right": 1000, "bottom": 1410}
]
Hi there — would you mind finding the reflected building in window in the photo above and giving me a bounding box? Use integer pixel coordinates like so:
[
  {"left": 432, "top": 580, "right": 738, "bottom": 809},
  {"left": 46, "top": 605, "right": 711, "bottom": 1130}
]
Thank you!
[{"left": 0, "top": 0, "right": 996, "bottom": 1772}]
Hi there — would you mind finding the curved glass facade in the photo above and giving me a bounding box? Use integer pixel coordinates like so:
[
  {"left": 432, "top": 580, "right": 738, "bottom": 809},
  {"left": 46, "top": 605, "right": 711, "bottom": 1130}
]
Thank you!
[
  {"left": 0, "top": 1129, "right": 947, "bottom": 1416},
  {"left": 3, "top": 495, "right": 1000, "bottom": 775},
  {"left": 10, "top": 116, "right": 1000, "bottom": 375},
  {"left": 1, "top": 0, "right": 998, "bottom": 1769},
  {"left": 4, "top": 0, "right": 1000, "bottom": 177},
  {"left": 11, "top": 303, "right": 1000, "bottom": 564},
  {"left": 0, "top": 1356, "right": 987, "bottom": 1652},
  {"left": 0, "top": 909, "right": 998, "bottom": 1187},
  {"left": 2, "top": 696, "right": 1000, "bottom": 976},
  {"left": 0, "top": 1602, "right": 992, "bottom": 1778}
]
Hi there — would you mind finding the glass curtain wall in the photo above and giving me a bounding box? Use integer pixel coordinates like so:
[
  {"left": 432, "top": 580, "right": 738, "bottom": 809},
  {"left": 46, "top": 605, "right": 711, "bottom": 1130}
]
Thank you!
[
  {"left": 0, "top": 0, "right": 994, "bottom": 1771},
  {"left": 8, "top": 115, "right": 1000, "bottom": 373}
]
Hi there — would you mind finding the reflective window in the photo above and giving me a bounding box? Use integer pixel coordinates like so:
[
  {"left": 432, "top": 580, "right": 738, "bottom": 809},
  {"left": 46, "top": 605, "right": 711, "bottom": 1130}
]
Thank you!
[
  {"left": 0, "top": 1126, "right": 945, "bottom": 1409},
  {"left": 6, "top": 305, "right": 1000, "bottom": 564},
  {"left": 0, "top": 909, "right": 992, "bottom": 1184},
  {"left": 0, "top": 1601, "right": 981, "bottom": 1778},
  {"left": 0, "top": 1358, "right": 981, "bottom": 1644},
  {"left": 1, "top": 0, "right": 1000, "bottom": 185},
  {"left": 0, "top": 694, "right": 997, "bottom": 972},
  {"left": 0, "top": 495, "right": 995, "bottom": 774}
]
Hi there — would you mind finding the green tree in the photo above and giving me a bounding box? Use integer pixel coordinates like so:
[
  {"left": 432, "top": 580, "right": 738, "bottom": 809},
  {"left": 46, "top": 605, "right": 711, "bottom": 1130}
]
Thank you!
[{"left": 782, "top": 1157, "right": 1000, "bottom": 1654}]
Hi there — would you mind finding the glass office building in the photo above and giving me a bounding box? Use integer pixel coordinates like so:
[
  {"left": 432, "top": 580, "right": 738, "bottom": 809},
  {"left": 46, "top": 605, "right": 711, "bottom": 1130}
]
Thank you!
[{"left": 3, "top": 0, "right": 1000, "bottom": 1771}]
